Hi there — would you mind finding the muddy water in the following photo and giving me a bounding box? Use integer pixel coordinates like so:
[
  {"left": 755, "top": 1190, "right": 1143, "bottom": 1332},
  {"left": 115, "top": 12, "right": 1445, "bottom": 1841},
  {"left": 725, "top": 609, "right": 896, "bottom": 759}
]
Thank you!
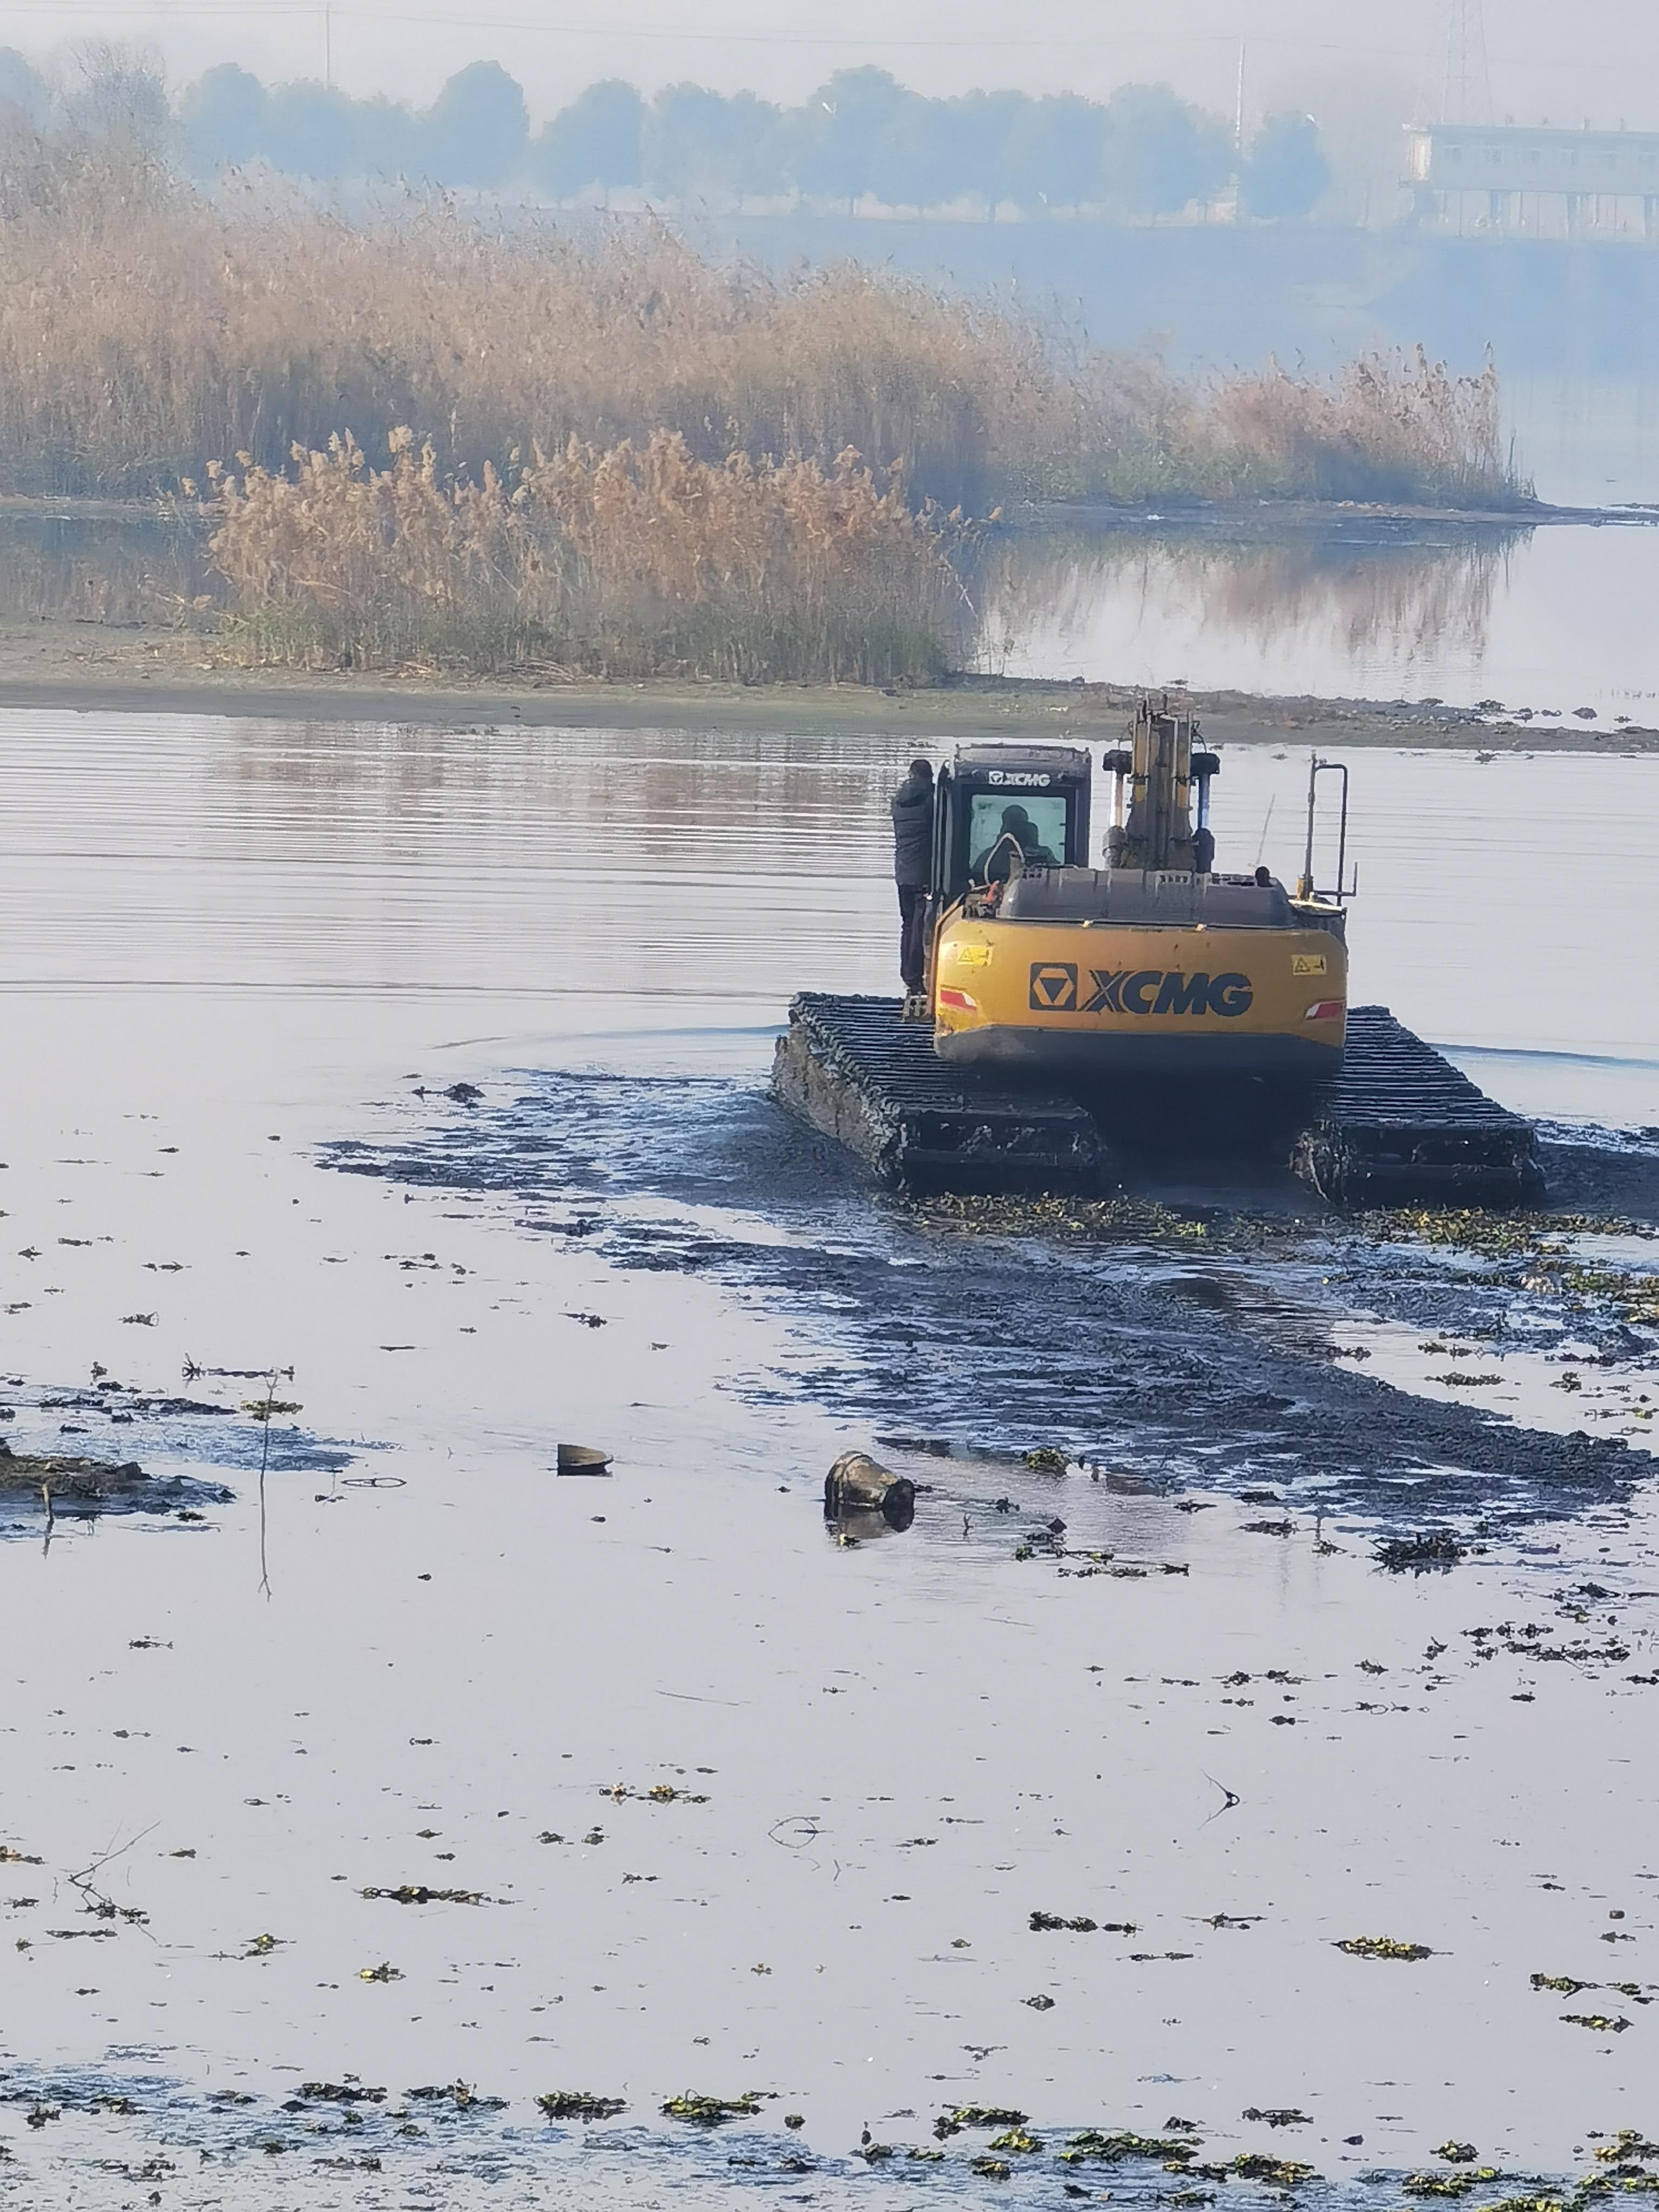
[{"left": 1, "top": 709, "right": 1657, "bottom": 2207}]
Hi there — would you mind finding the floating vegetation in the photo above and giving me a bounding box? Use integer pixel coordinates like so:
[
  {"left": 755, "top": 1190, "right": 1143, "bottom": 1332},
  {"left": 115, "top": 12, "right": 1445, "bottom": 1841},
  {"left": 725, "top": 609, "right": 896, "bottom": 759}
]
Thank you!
[
  {"left": 1221, "top": 2154, "right": 1319, "bottom": 2186},
  {"left": 1061, "top": 2130, "right": 1198, "bottom": 2164},
  {"left": 1595, "top": 2136, "right": 1659, "bottom": 2164},
  {"left": 1404, "top": 2168, "right": 1502, "bottom": 2195},
  {"left": 972, "top": 2157, "right": 1013, "bottom": 2180},
  {"left": 298, "top": 2082, "right": 385, "bottom": 2103},
  {"left": 536, "top": 2091, "right": 626, "bottom": 2121},
  {"left": 1375, "top": 1533, "right": 1467, "bottom": 1573},
  {"left": 405, "top": 2080, "right": 505, "bottom": 2110},
  {"left": 1243, "top": 2109, "right": 1311, "bottom": 2128},
  {"left": 936, "top": 2107, "right": 1029, "bottom": 2139},
  {"left": 360, "top": 1885, "right": 485, "bottom": 1905},
  {"left": 660, "top": 2092, "right": 764, "bottom": 2126},
  {"left": 1438, "top": 2144, "right": 1481, "bottom": 2163},
  {"left": 1561, "top": 2013, "right": 1630, "bottom": 2033},
  {"left": 1429, "top": 1372, "right": 1505, "bottom": 1387},
  {"left": 604, "top": 1782, "right": 710, "bottom": 1805},
  {"left": 918, "top": 1192, "right": 1215, "bottom": 1245},
  {"left": 1030, "top": 1911, "right": 1097, "bottom": 1932},
  {"left": 1336, "top": 1935, "right": 1435, "bottom": 1960},
  {"left": 988, "top": 2129, "right": 1045, "bottom": 2154},
  {"left": 358, "top": 1963, "right": 402, "bottom": 1982},
  {"left": 1022, "top": 1447, "right": 1069, "bottom": 1472}
]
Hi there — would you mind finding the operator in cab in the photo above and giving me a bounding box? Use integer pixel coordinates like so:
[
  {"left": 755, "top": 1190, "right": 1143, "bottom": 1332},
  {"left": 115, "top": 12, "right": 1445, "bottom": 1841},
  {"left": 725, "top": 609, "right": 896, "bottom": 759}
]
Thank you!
[
  {"left": 891, "top": 757, "right": 934, "bottom": 1001},
  {"left": 981, "top": 802, "right": 1058, "bottom": 884}
]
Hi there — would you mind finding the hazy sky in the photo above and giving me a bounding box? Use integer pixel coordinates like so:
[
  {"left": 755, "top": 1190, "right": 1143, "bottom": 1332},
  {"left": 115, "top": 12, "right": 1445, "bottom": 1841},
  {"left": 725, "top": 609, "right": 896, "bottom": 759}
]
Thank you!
[{"left": 12, "top": 0, "right": 1658, "bottom": 131}]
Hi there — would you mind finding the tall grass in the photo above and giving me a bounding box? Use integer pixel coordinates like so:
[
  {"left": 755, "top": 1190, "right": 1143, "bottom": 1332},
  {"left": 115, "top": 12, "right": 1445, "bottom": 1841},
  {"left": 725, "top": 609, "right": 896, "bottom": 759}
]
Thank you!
[
  {"left": 206, "top": 429, "right": 968, "bottom": 681},
  {"left": 0, "top": 144, "right": 1530, "bottom": 516}
]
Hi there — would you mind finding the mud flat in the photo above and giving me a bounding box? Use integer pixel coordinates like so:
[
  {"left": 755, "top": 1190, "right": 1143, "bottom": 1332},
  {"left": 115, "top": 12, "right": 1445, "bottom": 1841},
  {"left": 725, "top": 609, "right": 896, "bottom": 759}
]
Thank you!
[{"left": 0, "top": 615, "right": 1651, "bottom": 751}]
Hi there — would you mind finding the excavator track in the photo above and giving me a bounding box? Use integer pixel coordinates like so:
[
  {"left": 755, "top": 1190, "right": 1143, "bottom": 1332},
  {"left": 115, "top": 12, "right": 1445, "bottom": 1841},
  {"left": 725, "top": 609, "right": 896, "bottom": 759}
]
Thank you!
[
  {"left": 1294, "top": 1005, "right": 1545, "bottom": 1207},
  {"left": 773, "top": 994, "right": 1544, "bottom": 1207},
  {"left": 773, "top": 993, "right": 1110, "bottom": 1195}
]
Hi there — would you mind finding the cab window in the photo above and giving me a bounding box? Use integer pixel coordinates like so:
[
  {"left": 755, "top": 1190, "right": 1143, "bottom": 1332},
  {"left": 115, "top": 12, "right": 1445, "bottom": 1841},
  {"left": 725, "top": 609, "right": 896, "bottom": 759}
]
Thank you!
[{"left": 969, "top": 792, "right": 1068, "bottom": 880}]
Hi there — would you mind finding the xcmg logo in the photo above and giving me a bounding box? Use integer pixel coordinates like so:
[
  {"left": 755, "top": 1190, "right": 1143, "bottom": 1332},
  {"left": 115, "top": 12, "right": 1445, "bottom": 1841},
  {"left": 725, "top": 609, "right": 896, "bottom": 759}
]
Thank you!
[{"left": 1028, "top": 964, "right": 1254, "bottom": 1017}]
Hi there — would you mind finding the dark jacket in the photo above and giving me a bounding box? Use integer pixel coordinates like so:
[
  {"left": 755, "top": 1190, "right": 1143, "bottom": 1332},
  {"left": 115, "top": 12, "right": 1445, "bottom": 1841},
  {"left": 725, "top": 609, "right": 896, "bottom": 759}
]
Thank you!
[{"left": 891, "top": 771, "right": 934, "bottom": 887}]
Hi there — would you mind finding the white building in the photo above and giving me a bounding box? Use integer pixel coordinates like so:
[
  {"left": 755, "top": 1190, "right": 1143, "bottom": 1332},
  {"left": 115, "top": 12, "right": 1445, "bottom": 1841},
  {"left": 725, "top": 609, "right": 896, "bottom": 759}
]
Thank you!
[{"left": 1404, "top": 122, "right": 1659, "bottom": 239}]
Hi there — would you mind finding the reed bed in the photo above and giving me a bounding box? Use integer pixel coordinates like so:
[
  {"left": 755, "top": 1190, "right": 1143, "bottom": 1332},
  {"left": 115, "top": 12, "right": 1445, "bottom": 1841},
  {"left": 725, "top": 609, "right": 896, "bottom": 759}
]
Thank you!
[
  {"left": 206, "top": 430, "right": 968, "bottom": 681},
  {"left": 0, "top": 146, "right": 1528, "bottom": 518}
]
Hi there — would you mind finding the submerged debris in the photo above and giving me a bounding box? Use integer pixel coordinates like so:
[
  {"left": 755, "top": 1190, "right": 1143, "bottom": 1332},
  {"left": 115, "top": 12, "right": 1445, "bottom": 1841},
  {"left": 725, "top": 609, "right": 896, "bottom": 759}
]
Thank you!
[
  {"left": 0, "top": 1443, "right": 231, "bottom": 1519},
  {"left": 823, "top": 1450, "right": 915, "bottom": 1529}
]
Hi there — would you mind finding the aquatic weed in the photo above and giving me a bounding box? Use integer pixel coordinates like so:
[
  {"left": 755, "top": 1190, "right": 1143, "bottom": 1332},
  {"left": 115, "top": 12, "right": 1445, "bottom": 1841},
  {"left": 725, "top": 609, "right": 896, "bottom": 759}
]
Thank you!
[
  {"left": 1336, "top": 1935, "right": 1435, "bottom": 1960},
  {"left": 536, "top": 2091, "right": 626, "bottom": 2120},
  {"left": 661, "top": 2092, "right": 764, "bottom": 2125}
]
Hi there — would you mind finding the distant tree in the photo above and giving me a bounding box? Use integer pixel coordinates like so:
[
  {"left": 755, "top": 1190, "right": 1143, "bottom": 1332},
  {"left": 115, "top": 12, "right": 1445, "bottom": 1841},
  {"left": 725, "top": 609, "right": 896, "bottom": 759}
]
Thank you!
[
  {"left": 0, "top": 47, "right": 51, "bottom": 130},
  {"left": 791, "top": 66, "right": 911, "bottom": 210},
  {"left": 354, "top": 95, "right": 417, "bottom": 179},
  {"left": 1001, "top": 92, "right": 1108, "bottom": 213},
  {"left": 858, "top": 84, "right": 932, "bottom": 210},
  {"left": 644, "top": 83, "right": 782, "bottom": 201},
  {"left": 262, "top": 80, "right": 361, "bottom": 181},
  {"left": 64, "top": 42, "right": 173, "bottom": 161},
  {"left": 941, "top": 87, "right": 1026, "bottom": 216},
  {"left": 179, "top": 63, "right": 267, "bottom": 176},
  {"left": 531, "top": 78, "right": 644, "bottom": 198},
  {"left": 1100, "top": 83, "right": 1234, "bottom": 216},
  {"left": 1240, "top": 111, "right": 1330, "bottom": 219},
  {"left": 420, "top": 60, "right": 529, "bottom": 188}
]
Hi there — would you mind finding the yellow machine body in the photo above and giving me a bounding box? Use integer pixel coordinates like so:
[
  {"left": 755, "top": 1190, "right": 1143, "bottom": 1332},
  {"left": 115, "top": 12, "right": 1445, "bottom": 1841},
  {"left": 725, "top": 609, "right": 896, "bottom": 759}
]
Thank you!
[{"left": 932, "top": 905, "right": 1347, "bottom": 1079}]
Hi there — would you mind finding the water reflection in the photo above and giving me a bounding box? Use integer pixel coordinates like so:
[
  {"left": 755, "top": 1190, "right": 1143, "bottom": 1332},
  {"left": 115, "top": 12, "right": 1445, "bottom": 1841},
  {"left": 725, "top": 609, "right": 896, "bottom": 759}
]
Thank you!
[
  {"left": 0, "top": 506, "right": 208, "bottom": 625},
  {"left": 980, "top": 515, "right": 1530, "bottom": 696}
]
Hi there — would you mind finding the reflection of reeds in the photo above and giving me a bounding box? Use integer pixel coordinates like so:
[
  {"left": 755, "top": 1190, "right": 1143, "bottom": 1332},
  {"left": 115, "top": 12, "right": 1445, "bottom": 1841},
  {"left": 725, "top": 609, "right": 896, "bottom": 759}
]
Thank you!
[
  {"left": 207, "top": 429, "right": 970, "bottom": 682},
  {"left": 979, "top": 521, "right": 1527, "bottom": 678},
  {"left": 0, "top": 146, "right": 1529, "bottom": 515},
  {"left": 0, "top": 510, "right": 208, "bottom": 624}
]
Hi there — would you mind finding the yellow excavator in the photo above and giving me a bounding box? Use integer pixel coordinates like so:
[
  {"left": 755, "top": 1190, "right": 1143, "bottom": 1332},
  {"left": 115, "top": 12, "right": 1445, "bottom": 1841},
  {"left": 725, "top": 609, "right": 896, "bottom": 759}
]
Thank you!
[
  {"left": 774, "top": 701, "right": 1541, "bottom": 1206},
  {"left": 925, "top": 700, "right": 1348, "bottom": 1082}
]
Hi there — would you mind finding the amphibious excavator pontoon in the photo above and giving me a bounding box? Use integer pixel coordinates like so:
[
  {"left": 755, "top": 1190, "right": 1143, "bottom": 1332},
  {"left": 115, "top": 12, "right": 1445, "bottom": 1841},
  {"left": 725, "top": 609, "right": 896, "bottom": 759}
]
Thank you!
[{"left": 773, "top": 702, "right": 1544, "bottom": 1206}]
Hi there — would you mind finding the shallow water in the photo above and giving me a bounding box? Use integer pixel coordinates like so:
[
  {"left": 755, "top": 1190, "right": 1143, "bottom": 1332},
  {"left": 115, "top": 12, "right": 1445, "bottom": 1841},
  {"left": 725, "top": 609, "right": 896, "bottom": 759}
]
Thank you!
[{"left": 1, "top": 709, "right": 1657, "bottom": 2207}]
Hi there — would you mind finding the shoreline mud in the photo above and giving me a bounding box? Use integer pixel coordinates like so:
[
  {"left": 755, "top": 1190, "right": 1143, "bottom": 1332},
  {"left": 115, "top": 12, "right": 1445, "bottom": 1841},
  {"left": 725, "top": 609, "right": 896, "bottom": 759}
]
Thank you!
[{"left": 0, "top": 617, "right": 1653, "bottom": 751}]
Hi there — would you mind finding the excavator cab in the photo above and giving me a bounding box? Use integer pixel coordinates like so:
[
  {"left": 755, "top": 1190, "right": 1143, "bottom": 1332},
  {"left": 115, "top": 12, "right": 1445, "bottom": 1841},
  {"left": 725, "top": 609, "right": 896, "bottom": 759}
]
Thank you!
[{"left": 930, "top": 746, "right": 1093, "bottom": 907}]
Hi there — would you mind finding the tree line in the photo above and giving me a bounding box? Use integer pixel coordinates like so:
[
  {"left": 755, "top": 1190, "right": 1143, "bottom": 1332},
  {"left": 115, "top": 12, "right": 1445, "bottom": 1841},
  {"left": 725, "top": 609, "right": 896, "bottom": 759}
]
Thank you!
[{"left": 0, "top": 46, "right": 1331, "bottom": 220}]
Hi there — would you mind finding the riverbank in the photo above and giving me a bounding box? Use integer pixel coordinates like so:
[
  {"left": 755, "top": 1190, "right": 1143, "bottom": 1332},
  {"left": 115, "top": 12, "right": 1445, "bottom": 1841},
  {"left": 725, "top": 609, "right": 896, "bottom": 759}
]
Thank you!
[{"left": 2, "top": 616, "right": 1655, "bottom": 751}]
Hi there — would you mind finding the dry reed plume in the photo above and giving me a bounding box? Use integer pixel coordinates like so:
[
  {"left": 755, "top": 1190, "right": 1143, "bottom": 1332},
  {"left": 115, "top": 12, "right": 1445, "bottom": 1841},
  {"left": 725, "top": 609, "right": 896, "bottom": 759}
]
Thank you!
[
  {"left": 207, "top": 429, "right": 967, "bottom": 680},
  {"left": 0, "top": 146, "right": 1528, "bottom": 517}
]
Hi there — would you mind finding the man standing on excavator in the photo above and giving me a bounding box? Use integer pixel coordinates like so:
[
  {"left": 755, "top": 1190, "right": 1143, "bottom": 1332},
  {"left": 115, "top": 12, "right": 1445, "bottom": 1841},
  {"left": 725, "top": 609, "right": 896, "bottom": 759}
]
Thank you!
[{"left": 891, "top": 757, "right": 934, "bottom": 1002}]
